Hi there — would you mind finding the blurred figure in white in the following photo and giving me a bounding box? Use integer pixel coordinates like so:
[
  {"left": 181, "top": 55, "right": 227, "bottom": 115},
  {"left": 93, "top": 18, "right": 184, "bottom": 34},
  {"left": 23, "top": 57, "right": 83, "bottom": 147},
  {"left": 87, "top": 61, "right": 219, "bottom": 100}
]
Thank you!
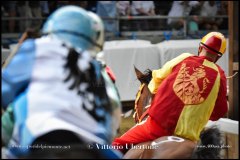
[
  {"left": 167, "top": 1, "right": 199, "bottom": 30},
  {"left": 131, "top": 1, "right": 155, "bottom": 31},
  {"left": 199, "top": 1, "right": 219, "bottom": 30},
  {"left": 116, "top": 1, "right": 130, "bottom": 16},
  {"left": 116, "top": 1, "right": 131, "bottom": 31},
  {"left": 131, "top": 1, "right": 155, "bottom": 16},
  {"left": 96, "top": 1, "right": 118, "bottom": 33}
]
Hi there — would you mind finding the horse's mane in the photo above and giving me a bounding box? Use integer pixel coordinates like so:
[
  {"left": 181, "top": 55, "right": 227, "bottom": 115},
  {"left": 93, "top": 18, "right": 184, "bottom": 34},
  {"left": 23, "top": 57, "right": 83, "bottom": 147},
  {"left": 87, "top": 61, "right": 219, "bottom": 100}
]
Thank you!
[
  {"left": 138, "top": 69, "right": 152, "bottom": 84},
  {"left": 191, "top": 126, "right": 223, "bottom": 159}
]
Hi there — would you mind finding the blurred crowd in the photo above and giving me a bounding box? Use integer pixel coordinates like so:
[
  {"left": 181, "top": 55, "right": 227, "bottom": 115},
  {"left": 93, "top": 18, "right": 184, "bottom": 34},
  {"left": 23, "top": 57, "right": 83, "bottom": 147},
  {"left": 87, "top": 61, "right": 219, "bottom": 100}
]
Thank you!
[{"left": 2, "top": 1, "right": 229, "bottom": 33}]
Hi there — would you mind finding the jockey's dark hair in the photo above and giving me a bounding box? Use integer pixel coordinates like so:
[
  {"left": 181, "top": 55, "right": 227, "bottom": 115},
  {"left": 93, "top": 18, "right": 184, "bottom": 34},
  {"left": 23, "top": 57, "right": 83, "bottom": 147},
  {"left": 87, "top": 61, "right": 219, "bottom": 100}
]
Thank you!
[
  {"left": 191, "top": 126, "right": 223, "bottom": 159},
  {"left": 138, "top": 69, "right": 152, "bottom": 84}
]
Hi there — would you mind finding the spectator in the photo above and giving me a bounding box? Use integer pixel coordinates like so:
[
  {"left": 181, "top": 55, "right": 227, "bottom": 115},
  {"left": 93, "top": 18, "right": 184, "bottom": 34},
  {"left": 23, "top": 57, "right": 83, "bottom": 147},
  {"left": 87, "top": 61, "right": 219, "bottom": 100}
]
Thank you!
[
  {"left": 116, "top": 1, "right": 130, "bottom": 16},
  {"left": 199, "top": 1, "right": 219, "bottom": 30},
  {"left": 68, "top": 1, "right": 88, "bottom": 9},
  {"left": 96, "top": 1, "right": 118, "bottom": 33},
  {"left": 131, "top": 1, "right": 156, "bottom": 31},
  {"left": 40, "top": 1, "right": 49, "bottom": 17},
  {"left": 188, "top": 1, "right": 204, "bottom": 34},
  {"left": 215, "top": 1, "right": 228, "bottom": 30},
  {"left": 2, "top": 1, "right": 17, "bottom": 32},
  {"left": 29, "top": 1, "right": 43, "bottom": 29},
  {"left": 167, "top": 1, "right": 199, "bottom": 30},
  {"left": 17, "top": 1, "right": 43, "bottom": 32},
  {"left": 154, "top": 1, "right": 173, "bottom": 15},
  {"left": 131, "top": 1, "right": 155, "bottom": 16},
  {"left": 154, "top": 1, "right": 173, "bottom": 30},
  {"left": 116, "top": 1, "right": 131, "bottom": 31},
  {"left": 2, "top": 6, "right": 8, "bottom": 16},
  {"left": 17, "top": 1, "right": 30, "bottom": 32}
]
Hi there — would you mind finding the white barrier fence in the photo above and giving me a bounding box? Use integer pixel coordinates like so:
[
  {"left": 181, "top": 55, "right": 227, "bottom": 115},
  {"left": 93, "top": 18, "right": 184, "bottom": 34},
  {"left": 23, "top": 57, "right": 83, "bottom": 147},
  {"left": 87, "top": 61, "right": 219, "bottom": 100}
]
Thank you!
[
  {"left": 206, "top": 118, "right": 238, "bottom": 159},
  {"left": 206, "top": 118, "right": 238, "bottom": 135}
]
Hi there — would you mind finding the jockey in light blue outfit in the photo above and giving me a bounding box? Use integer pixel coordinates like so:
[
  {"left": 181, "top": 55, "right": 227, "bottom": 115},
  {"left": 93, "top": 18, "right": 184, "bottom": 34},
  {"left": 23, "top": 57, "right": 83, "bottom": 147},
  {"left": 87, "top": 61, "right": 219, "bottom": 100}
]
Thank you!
[{"left": 2, "top": 6, "right": 122, "bottom": 158}]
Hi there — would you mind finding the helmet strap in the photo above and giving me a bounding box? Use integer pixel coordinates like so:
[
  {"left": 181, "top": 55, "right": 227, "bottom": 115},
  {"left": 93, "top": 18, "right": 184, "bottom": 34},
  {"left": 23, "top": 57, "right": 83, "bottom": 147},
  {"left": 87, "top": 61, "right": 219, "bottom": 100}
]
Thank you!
[
  {"left": 200, "top": 42, "right": 223, "bottom": 57},
  {"left": 198, "top": 43, "right": 222, "bottom": 63},
  {"left": 214, "top": 55, "right": 222, "bottom": 63}
]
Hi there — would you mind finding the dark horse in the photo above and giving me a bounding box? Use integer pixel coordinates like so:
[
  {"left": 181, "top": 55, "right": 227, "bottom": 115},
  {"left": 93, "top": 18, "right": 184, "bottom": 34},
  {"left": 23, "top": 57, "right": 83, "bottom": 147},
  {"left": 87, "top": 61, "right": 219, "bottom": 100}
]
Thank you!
[{"left": 123, "top": 67, "right": 224, "bottom": 159}]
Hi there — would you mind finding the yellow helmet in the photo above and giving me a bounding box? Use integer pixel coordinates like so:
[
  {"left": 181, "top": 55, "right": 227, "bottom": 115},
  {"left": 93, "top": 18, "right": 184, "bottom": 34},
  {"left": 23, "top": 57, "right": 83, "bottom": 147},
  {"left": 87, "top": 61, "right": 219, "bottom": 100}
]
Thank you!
[{"left": 200, "top": 32, "right": 226, "bottom": 57}]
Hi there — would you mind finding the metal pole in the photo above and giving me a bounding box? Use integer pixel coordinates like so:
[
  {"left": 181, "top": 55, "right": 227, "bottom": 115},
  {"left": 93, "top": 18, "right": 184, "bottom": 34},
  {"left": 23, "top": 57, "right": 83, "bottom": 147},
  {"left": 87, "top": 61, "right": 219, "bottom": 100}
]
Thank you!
[{"left": 183, "top": 17, "right": 187, "bottom": 38}]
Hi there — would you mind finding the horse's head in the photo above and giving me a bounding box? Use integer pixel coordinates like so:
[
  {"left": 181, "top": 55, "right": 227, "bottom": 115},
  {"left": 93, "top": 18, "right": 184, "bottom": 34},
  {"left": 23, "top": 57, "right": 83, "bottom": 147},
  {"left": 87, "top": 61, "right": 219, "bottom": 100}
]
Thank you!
[{"left": 133, "top": 66, "right": 152, "bottom": 123}]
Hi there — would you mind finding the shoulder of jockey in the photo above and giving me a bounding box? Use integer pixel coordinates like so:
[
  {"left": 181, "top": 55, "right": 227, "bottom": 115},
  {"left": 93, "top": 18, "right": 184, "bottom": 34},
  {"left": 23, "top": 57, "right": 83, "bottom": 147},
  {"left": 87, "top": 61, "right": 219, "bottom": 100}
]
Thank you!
[
  {"left": 148, "top": 53, "right": 193, "bottom": 94},
  {"left": 2, "top": 6, "right": 122, "bottom": 157}
]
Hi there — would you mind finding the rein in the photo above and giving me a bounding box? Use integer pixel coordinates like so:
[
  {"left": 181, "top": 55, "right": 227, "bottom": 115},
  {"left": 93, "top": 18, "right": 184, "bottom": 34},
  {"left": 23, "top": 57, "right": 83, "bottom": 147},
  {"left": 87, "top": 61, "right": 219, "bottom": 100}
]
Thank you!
[{"left": 133, "top": 83, "right": 150, "bottom": 123}]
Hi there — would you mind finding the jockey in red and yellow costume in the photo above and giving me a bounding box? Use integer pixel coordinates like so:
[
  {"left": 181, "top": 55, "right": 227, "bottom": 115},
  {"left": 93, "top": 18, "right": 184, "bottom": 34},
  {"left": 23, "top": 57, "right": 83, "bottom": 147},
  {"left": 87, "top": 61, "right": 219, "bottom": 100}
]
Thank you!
[{"left": 112, "top": 32, "right": 228, "bottom": 153}]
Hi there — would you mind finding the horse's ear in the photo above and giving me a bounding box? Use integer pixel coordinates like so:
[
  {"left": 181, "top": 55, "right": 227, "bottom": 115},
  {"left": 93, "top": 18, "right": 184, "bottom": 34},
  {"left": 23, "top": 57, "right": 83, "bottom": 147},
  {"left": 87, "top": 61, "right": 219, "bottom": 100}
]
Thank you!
[{"left": 134, "top": 65, "right": 143, "bottom": 81}]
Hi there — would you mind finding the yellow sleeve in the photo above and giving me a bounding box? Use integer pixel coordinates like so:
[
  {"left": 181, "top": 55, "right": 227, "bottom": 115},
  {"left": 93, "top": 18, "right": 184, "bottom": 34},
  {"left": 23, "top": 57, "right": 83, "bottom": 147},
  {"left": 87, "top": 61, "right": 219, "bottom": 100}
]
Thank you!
[{"left": 148, "top": 53, "right": 193, "bottom": 94}]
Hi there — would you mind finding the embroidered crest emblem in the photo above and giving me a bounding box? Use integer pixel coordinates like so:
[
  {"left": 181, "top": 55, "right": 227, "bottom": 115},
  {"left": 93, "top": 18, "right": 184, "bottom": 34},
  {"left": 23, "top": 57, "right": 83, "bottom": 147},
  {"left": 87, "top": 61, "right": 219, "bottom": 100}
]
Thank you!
[{"left": 173, "top": 63, "right": 210, "bottom": 104}]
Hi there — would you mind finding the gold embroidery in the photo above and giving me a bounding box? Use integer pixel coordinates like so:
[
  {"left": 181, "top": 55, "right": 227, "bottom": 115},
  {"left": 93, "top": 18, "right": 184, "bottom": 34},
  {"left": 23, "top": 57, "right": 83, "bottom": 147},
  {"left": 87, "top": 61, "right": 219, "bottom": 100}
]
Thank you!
[{"left": 173, "top": 63, "right": 210, "bottom": 104}]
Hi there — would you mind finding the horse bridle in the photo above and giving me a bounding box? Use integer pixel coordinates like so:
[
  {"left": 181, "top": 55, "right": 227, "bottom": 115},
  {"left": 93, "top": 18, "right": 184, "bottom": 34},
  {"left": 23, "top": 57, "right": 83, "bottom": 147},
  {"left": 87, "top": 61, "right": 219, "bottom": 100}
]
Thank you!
[
  {"left": 134, "top": 83, "right": 151, "bottom": 123},
  {"left": 133, "top": 83, "right": 146, "bottom": 123}
]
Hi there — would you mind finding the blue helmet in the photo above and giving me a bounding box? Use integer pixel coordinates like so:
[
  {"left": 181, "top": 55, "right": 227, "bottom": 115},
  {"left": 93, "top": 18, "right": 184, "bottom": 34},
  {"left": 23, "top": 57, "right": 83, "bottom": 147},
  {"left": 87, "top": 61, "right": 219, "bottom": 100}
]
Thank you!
[{"left": 42, "top": 6, "right": 99, "bottom": 52}]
